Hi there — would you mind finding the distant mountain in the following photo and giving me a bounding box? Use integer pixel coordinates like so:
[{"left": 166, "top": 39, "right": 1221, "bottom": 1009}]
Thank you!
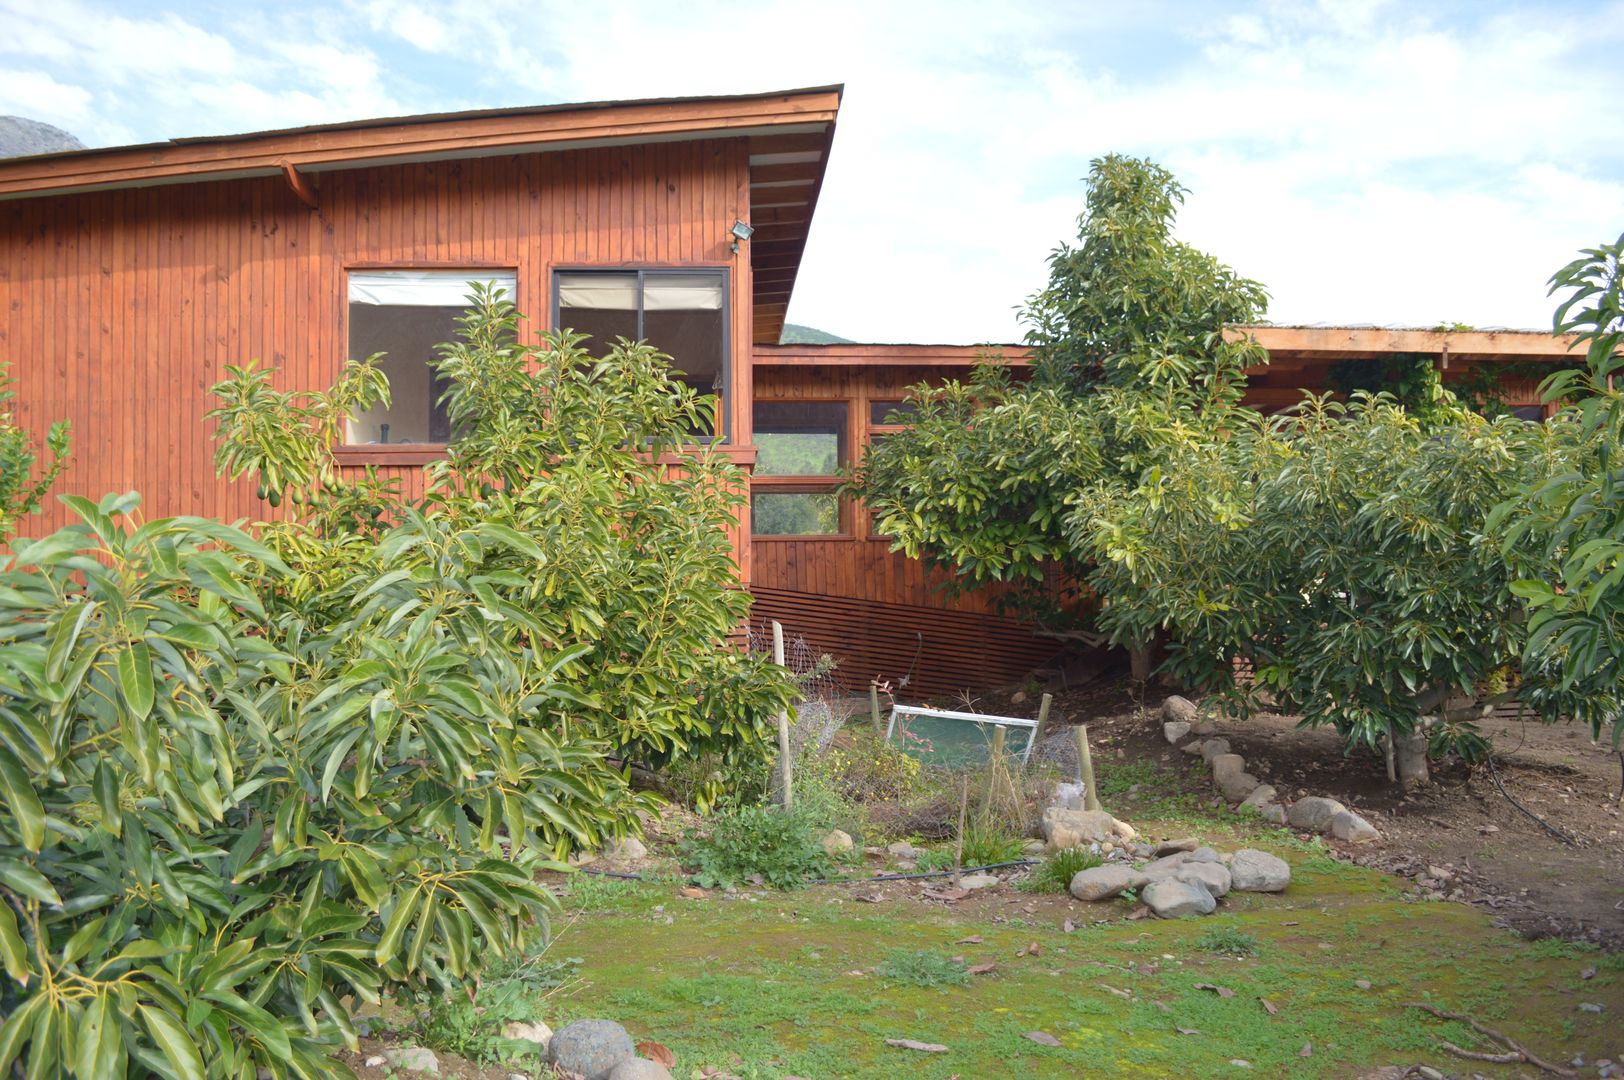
[
  {"left": 779, "top": 323, "right": 853, "bottom": 345},
  {"left": 0, "top": 117, "right": 85, "bottom": 159}
]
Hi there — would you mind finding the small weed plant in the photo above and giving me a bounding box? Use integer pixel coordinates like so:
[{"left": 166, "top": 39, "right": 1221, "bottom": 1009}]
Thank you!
[
  {"left": 1196, "top": 925, "right": 1259, "bottom": 957},
  {"left": 1020, "top": 847, "right": 1102, "bottom": 893},
  {"left": 913, "top": 847, "right": 956, "bottom": 872},
  {"left": 874, "top": 949, "right": 970, "bottom": 989},
  {"left": 680, "top": 803, "right": 837, "bottom": 889},
  {"left": 958, "top": 820, "right": 1027, "bottom": 867},
  {"left": 411, "top": 950, "right": 579, "bottom": 1064}
]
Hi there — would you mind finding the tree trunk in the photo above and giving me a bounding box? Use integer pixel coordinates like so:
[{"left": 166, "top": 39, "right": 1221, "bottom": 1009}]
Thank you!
[
  {"left": 1394, "top": 724, "right": 1430, "bottom": 790},
  {"left": 1129, "top": 637, "right": 1154, "bottom": 683}
]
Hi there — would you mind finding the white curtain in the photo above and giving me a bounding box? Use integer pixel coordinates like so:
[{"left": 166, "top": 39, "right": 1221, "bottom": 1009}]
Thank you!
[
  {"left": 557, "top": 271, "right": 723, "bottom": 312},
  {"left": 349, "top": 270, "right": 517, "bottom": 306}
]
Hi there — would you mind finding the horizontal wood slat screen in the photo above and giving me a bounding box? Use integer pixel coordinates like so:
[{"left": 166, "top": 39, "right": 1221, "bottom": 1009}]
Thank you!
[{"left": 747, "top": 585, "right": 1062, "bottom": 700}]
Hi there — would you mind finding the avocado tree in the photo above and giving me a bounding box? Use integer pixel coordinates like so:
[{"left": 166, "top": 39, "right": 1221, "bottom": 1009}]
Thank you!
[
  {"left": 1494, "top": 232, "right": 1624, "bottom": 740},
  {"left": 0, "top": 362, "right": 69, "bottom": 540},
  {"left": 849, "top": 155, "right": 1268, "bottom": 643}
]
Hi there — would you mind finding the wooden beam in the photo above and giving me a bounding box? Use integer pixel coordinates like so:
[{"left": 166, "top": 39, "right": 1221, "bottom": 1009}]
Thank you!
[
  {"left": 1226, "top": 324, "right": 1584, "bottom": 362},
  {"left": 279, "top": 161, "right": 318, "bottom": 209},
  {"left": 0, "top": 88, "right": 841, "bottom": 199},
  {"left": 748, "top": 162, "right": 824, "bottom": 184}
]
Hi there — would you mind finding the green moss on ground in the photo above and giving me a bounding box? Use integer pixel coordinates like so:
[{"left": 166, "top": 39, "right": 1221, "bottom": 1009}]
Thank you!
[{"left": 544, "top": 853, "right": 1621, "bottom": 1079}]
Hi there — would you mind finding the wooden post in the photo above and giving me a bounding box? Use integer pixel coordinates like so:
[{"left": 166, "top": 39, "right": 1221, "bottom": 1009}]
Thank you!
[
  {"left": 984, "top": 725, "right": 1007, "bottom": 809},
  {"left": 952, "top": 774, "right": 969, "bottom": 886},
  {"left": 772, "top": 621, "right": 793, "bottom": 810},
  {"left": 1076, "top": 724, "right": 1101, "bottom": 812},
  {"left": 869, "top": 680, "right": 884, "bottom": 734},
  {"left": 1031, "top": 693, "right": 1053, "bottom": 752}
]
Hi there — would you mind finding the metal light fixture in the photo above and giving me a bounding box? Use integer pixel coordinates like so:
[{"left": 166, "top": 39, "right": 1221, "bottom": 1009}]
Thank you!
[{"left": 729, "top": 218, "right": 754, "bottom": 253}]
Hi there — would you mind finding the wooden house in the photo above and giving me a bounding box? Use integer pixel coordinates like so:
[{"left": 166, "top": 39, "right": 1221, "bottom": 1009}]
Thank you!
[{"left": 0, "top": 85, "right": 1584, "bottom": 699}]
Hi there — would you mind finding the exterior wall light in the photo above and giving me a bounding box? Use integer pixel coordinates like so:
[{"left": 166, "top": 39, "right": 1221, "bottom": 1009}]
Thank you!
[{"left": 730, "top": 219, "right": 754, "bottom": 253}]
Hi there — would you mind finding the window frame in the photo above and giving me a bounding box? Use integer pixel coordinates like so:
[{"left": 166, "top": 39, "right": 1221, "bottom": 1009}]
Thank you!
[
  {"left": 334, "top": 263, "right": 518, "bottom": 466},
  {"left": 750, "top": 395, "right": 855, "bottom": 540},
  {"left": 551, "top": 265, "right": 732, "bottom": 444}
]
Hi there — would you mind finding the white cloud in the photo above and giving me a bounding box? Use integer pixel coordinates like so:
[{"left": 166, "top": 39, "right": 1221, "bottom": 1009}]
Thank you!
[{"left": 2, "top": 0, "right": 1619, "bottom": 340}]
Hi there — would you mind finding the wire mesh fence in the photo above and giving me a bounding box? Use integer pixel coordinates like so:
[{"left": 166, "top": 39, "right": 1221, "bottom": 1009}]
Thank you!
[{"left": 746, "top": 619, "right": 863, "bottom": 756}]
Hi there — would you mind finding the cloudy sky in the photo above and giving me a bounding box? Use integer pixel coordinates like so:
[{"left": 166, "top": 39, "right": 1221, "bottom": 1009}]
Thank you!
[{"left": 3, "top": 0, "right": 1620, "bottom": 343}]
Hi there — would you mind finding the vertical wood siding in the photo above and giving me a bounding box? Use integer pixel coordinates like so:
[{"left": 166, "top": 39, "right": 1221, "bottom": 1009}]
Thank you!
[{"left": 1, "top": 140, "right": 754, "bottom": 573}]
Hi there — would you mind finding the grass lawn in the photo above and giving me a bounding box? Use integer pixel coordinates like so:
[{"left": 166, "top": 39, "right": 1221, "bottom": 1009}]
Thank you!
[{"left": 541, "top": 846, "right": 1621, "bottom": 1078}]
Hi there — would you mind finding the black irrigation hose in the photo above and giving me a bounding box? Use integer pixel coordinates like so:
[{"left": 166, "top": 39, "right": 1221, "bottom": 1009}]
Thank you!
[
  {"left": 1486, "top": 755, "right": 1579, "bottom": 846},
  {"left": 572, "top": 858, "right": 1044, "bottom": 887}
]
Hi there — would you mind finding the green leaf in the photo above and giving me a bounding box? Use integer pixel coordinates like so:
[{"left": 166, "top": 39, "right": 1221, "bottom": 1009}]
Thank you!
[
  {"left": 374, "top": 886, "right": 422, "bottom": 966},
  {"left": 0, "top": 901, "right": 29, "bottom": 985},
  {"left": 0, "top": 860, "right": 61, "bottom": 906},
  {"left": 0, "top": 745, "right": 44, "bottom": 852},
  {"left": 116, "top": 643, "right": 155, "bottom": 721},
  {"left": 139, "top": 1005, "right": 205, "bottom": 1080}
]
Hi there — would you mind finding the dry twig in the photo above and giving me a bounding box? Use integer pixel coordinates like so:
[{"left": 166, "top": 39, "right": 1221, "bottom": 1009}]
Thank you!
[{"left": 1404, "top": 1002, "right": 1577, "bottom": 1077}]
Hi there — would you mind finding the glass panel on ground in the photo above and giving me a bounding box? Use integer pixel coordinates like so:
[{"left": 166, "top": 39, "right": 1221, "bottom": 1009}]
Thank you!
[
  {"left": 886, "top": 705, "right": 1036, "bottom": 769},
  {"left": 752, "top": 492, "right": 840, "bottom": 535}
]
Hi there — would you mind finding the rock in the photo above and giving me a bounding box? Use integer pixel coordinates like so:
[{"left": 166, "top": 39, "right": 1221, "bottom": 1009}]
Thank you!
[
  {"left": 1022, "top": 838, "right": 1046, "bottom": 856},
  {"left": 1068, "top": 864, "right": 1149, "bottom": 901},
  {"left": 1329, "top": 811, "right": 1380, "bottom": 844},
  {"left": 604, "top": 836, "right": 647, "bottom": 862},
  {"left": 1142, "top": 878, "right": 1217, "bottom": 918},
  {"left": 1179, "top": 739, "right": 1206, "bottom": 755},
  {"left": 1200, "top": 738, "right": 1232, "bottom": 764},
  {"left": 1011, "top": 690, "right": 1029, "bottom": 705},
  {"left": 1186, "top": 847, "right": 1222, "bottom": 865},
  {"left": 820, "top": 829, "right": 854, "bottom": 856},
  {"left": 1042, "top": 807, "right": 1131, "bottom": 850},
  {"left": 385, "top": 1047, "right": 440, "bottom": 1074},
  {"left": 1286, "top": 796, "right": 1347, "bottom": 832},
  {"left": 1210, "top": 753, "right": 1247, "bottom": 782},
  {"left": 364, "top": 1057, "right": 386, "bottom": 1068},
  {"left": 1162, "top": 695, "right": 1199, "bottom": 725},
  {"left": 1229, "top": 849, "right": 1291, "bottom": 892},
  {"left": 1239, "top": 785, "right": 1277, "bottom": 811},
  {"left": 1174, "top": 860, "right": 1232, "bottom": 898},
  {"left": 1154, "top": 838, "right": 1198, "bottom": 857},
  {"left": 608, "top": 1061, "right": 675, "bottom": 1080},
  {"left": 885, "top": 840, "right": 921, "bottom": 859},
  {"left": 1354, "top": 979, "right": 1371, "bottom": 990},
  {"left": 1218, "top": 771, "right": 1262, "bottom": 803},
  {"left": 958, "top": 872, "right": 999, "bottom": 889},
  {"left": 1260, "top": 803, "right": 1287, "bottom": 825},
  {"left": 548, "top": 1020, "right": 636, "bottom": 1080},
  {"left": 1140, "top": 853, "right": 1190, "bottom": 879},
  {"left": 1110, "top": 817, "right": 1138, "bottom": 841},
  {"left": 1163, "top": 720, "right": 1192, "bottom": 744},
  {"left": 568, "top": 849, "right": 599, "bottom": 867},
  {"left": 503, "top": 1020, "right": 553, "bottom": 1047}
]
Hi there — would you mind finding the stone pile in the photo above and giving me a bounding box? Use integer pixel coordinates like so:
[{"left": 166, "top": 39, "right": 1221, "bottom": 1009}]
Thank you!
[
  {"left": 1161, "top": 697, "right": 1382, "bottom": 845},
  {"left": 1064, "top": 842, "right": 1292, "bottom": 918}
]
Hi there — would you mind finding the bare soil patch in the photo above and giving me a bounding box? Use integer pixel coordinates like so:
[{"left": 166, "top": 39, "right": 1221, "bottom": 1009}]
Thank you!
[{"left": 970, "top": 677, "right": 1624, "bottom": 947}]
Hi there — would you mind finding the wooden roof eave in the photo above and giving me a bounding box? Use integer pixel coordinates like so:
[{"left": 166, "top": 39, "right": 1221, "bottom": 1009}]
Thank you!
[{"left": 0, "top": 87, "right": 844, "bottom": 201}]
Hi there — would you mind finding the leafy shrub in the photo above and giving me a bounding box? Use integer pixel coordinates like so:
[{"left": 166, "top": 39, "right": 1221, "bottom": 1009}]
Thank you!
[
  {"left": 1020, "top": 847, "right": 1101, "bottom": 893},
  {"left": 799, "top": 731, "right": 922, "bottom": 804},
  {"left": 679, "top": 804, "right": 836, "bottom": 889},
  {"left": 873, "top": 949, "right": 970, "bottom": 989},
  {"left": 0, "top": 290, "right": 796, "bottom": 1075},
  {"left": 913, "top": 847, "right": 956, "bottom": 872},
  {"left": 410, "top": 948, "right": 578, "bottom": 1064},
  {"left": 1195, "top": 926, "right": 1259, "bottom": 957},
  {"left": 0, "top": 361, "right": 69, "bottom": 539}
]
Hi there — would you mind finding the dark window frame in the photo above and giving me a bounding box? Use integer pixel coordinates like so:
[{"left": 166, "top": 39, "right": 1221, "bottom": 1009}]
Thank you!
[{"left": 551, "top": 266, "right": 732, "bottom": 444}]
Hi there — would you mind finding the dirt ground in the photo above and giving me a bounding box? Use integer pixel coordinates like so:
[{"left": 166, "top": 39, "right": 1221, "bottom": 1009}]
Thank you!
[{"left": 973, "top": 676, "right": 1624, "bottom": 948}]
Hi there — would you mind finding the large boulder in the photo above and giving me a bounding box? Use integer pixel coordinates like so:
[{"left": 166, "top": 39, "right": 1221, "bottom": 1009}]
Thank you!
[
  {"left": 1287, "top": 796, "right": 1347, "bottom": 833},
  {"left": 1068, "top": 864, "right": 1148, "bottom": 901},
  {"left": 549, "top": 1020, "right": 637, "bottom": 1080},
  {"left": 1329, "top": 810, "right": 1381, "bottom": 844},
  {"left": 820, "top": 829, "right": 854, "bottom": 856},
  {"left": 1229, "top": 849, "right": 1291, "bottom": 892},
  {"left": 1041, "top": 807, "right": 1133, "bottom": 851},
  {"left": 1185, "top": 846, "right": 1222, "bottom": 865},
  {"left": 1161, "top": 696, "right": 1200, "bottom": 725},
  {"left": 1142, "top": 878, "right": 1217, "bottom": 918},
  {"left": 609, "top": 1060, "right": 675, "bottom": 1080},
  {"left": 1175, "top": 860, "right": 1232, "bottom": 898},
  {"left": 1218, "top": 770, "right": 1262, "bottom": 803}
]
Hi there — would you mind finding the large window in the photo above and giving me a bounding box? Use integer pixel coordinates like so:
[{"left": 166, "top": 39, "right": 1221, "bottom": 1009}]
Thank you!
[
  {"left": 345, "top": 270, "right": 516, "bottom": 446},
  {"left": 752, "top": 401, "right": 848, "bottom": 536},
  {"left": 555, "top": 269, "right": 728, "bottom": 437}
]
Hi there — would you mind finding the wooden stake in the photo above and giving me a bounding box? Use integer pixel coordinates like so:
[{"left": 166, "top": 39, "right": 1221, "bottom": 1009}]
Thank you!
[
  {"left": 772, "top": 621, "right": 792, "bottom": 811},
  {"left": 1032, "top": 693, "right": 1053, "bottom": 751},
  {"left": 869, "top": 680, "right": 884, "bottom": 734},
  {"left": 984, "top": 725, "right": 1007, "bottom": 810},
  {"left": 1076, "top": 724, "right": 1101, "bottom": 812},
  {"left": 952, "top": 774, "right": 968, "bottom": 887}
]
